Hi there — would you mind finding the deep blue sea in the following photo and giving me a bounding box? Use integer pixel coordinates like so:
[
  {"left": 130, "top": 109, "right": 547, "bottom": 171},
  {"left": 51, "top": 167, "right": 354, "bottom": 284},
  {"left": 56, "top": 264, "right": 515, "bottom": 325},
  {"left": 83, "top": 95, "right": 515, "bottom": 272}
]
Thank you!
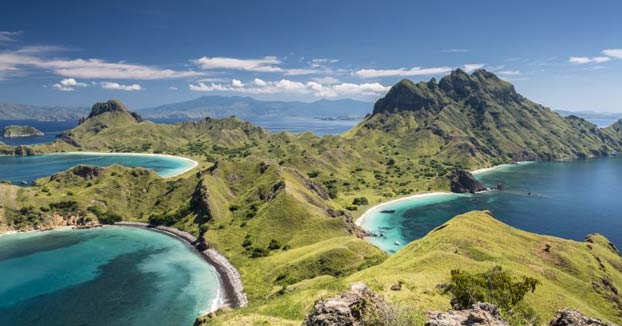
[
  {"left": 0, "top": 226, "right": 220, "bottom": 326},
  {"left": 0, "top": 153, "right": 196, "bottom": 185},
  {"left": 0, "top": 120, "right": 78, "bottom": 146},
  {"left": 361, "top": 157, "right": 622, "bottom": 254}
]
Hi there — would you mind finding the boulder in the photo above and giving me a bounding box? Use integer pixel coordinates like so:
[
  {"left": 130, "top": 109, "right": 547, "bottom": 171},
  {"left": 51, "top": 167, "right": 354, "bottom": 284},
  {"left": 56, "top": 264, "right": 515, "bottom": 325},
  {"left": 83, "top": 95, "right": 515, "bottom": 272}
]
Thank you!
[
  {"left": 549, "top": 308, "right": 615, "bottom": 326},
  {"left": 425, "top": 302, "right": 508, "bottom": 326},
  {"left": 448, "top": 169, "right": 486, "bottom": 193}
]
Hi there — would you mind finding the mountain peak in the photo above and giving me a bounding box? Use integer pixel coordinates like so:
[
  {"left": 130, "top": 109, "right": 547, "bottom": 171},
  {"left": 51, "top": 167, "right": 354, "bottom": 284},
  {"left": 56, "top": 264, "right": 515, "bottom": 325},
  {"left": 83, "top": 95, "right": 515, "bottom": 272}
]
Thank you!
[{"left": 85, "top": 100, "right": 142, "bottom": 122}]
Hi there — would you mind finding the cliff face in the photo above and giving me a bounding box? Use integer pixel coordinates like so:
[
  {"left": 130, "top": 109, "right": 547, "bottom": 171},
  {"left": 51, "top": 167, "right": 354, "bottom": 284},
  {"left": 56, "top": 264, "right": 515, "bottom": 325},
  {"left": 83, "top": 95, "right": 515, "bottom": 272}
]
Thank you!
[
  {"left": 448, "top": 169, "right": 486, "bottom": 193},
  {"left": 85, "top": 100, "right": 143, "bottom": 122}
]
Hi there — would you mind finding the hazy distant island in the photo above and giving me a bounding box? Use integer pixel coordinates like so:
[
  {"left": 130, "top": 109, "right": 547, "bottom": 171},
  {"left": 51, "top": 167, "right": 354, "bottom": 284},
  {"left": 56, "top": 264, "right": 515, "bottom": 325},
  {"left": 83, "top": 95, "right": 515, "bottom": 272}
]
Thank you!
[{"left": 2, "top": 125, "right": 45, "bottom": 138}]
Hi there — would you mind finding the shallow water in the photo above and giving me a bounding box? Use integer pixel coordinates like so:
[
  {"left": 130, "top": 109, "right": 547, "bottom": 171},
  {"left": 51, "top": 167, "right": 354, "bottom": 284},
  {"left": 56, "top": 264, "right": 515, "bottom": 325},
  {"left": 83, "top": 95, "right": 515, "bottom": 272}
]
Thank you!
[
  {"left": 0, "top": 153, "right": 195, "bottom": 184},
  {"left": 0, "top": 226, "right": 220, "bottom": 326},
  {"left": 361, "top": 157, "right": 622, "bottom": 254}
]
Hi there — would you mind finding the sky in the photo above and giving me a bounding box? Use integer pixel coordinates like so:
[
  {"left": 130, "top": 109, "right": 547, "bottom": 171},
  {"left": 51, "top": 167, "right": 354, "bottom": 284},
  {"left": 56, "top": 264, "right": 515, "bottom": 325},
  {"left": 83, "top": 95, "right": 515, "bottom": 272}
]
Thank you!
[{"left": 1, "top": 0, "right": 621, "bottom": 111}]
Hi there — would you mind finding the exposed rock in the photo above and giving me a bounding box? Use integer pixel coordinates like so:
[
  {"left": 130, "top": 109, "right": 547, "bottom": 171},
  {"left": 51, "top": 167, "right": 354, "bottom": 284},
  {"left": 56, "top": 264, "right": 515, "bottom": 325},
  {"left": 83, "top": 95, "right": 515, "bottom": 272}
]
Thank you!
[
  {"left": 13, "top": 145, "right": 35, "bottom": 156},
  {"left": 303, "top": 283, "right": 388, "bottom": 326},
  {"left": 425, "top": 303, "right": 508, "bottom": 326},
  {"left": 447, "top": 169, "right": 486, "bottom": 193},
  {"left": 549, "top": 308, "right": 615, "bottom": 326},
  {"left": 190, "top": 180, "right": 213, "bottom": 222},
  {"left": 65, "top": 165, "right": 105, "bottom": 180},
  {"left": 84, "top": 99, "right": 143, "bottom": 122},
  {"left": 304, "top": 179, "right": 331, "bottom": 200}
]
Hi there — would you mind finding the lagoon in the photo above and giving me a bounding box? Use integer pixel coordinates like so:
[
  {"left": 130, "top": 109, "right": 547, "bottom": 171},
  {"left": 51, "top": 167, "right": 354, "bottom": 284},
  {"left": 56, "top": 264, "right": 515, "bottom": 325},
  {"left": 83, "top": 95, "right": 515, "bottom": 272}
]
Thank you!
[
  {"left": 0, "top": 152, "right": 197, "bottom": 184},
  {"left": 360, "top": 157, "right": 622, "bottom": 254},
  {"left": 0, "top": 226, "right": 220, "bottom": 326}
]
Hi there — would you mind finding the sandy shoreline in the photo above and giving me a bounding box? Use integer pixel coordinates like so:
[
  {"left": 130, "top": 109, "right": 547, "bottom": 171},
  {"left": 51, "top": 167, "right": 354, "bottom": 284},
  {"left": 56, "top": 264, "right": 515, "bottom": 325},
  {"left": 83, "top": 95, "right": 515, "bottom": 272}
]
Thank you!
[
  {"left": 47, "top": 151, "right": 199, "bottom": 178},
  {"left": 355, "top": 162, "right": 529, "bottom": 228},
  {"left": 114, "top": 222, "right": 248, "bottom": 313}
]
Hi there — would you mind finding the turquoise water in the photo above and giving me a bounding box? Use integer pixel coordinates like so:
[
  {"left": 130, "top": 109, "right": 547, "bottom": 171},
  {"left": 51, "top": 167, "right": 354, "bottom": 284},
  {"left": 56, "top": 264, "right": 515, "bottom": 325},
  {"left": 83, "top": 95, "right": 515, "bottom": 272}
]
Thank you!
[
  {"left": 0, "top": 226, "right": 220, "bottom": 325},
  {"left": 361, "top": 158, "right": 622, "bottom": 254},
  {"left": 0, "top": 153, "right": 195, "bottom": 184}
]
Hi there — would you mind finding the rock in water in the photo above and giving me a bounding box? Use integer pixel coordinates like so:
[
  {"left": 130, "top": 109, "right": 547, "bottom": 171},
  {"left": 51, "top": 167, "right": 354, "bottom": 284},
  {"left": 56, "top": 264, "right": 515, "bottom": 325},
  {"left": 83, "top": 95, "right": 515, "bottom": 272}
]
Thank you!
[
  {"left": 425, "top": 303, "right": 508, "bottom": 326},
  {"left": 303, "top": 283, "right": 387, "bottom": 326},
  {"left": 549, "top": 308, "right": 615, "bottom": 326},
  {"left": 448, "top": 169, "right": 486, "bottom": 193}
]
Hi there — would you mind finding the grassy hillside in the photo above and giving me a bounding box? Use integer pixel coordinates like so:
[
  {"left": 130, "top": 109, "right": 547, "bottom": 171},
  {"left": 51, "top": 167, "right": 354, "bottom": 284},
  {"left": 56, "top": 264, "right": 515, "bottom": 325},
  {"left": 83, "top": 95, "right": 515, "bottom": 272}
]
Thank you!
[
  {"left": 3, "top": 71, "right": 622, "bottom": 325},
  {"left": 202, "top": 211, "right": 622, "bottom": 325}
]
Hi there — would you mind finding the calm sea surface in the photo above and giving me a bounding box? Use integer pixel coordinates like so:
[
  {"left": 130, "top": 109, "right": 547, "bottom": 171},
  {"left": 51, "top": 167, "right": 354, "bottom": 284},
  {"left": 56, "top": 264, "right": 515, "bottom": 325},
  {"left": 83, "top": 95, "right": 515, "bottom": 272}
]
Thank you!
[
  {"left": 361, "top": 157, "right": 622, "bottom": 254},
  {"left": 0, "top": 226, "right": 220, "bottom": 326}
]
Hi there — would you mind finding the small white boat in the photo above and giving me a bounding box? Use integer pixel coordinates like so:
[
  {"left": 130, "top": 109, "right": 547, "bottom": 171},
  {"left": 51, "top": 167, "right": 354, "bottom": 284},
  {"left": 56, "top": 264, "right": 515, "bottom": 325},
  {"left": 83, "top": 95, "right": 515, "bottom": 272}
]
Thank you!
[{"left": 394, "top": 240, "right": 401, "bottom": 246}]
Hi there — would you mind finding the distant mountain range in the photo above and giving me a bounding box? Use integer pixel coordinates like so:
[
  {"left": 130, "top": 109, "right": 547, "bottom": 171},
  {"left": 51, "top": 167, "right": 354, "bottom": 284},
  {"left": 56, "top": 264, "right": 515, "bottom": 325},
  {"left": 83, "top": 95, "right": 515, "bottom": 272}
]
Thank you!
[
  {"left": 0, "top": 97, "right": 372, "bottom": 122},
  {"left": 137, "top": 96, "right": 372, "bottom": 120},
  {"left": 555, "top": 110, "right": 622, "bottom": 121},
  {"left": 0, "top": 103, "right": 87, "bottom": 121}
]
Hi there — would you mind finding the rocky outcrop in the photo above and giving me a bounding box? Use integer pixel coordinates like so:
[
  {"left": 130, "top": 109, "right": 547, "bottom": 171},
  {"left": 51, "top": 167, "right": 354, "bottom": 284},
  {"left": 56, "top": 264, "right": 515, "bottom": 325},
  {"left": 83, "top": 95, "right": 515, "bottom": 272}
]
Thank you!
[
  {"left": 549, "top": 308, "right": 615, "bottom": 326},
  {"left": 425, "top": 303, "right": 508, "bottom": 326},
  {"left": 190, "top": 180, "right": 213, "bottom": 222},
  {"left": 448, "top": 169, "right": 486, "bottom": 193},
  {"left": 303, "top": 283, "right": 388, "bottom": 326},
  {"left": 2, "top": 125, "right": 44, "bottom": 138},
  {"left": 83, "top": 99, "right": 143, "bottom": 122},
  {"left": 13, "top": 145, "right": 36, "bottom": 156}
]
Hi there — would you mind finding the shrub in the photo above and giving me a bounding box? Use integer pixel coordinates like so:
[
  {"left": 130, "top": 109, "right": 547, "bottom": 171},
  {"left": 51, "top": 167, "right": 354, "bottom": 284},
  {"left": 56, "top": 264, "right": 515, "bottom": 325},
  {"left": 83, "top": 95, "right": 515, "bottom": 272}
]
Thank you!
[
  {"left": 87, "top": 206, "right": 122, "bottom": 224},
  {"left": 267, "top": 239, "right": 281, "bottom": 250},
  {"left": 447, "top": 266, "right": 540, "bottom": 323},
  {"left": 352, "top": 197, "right": 369, "bottom": 206},
  {"left": 307, "top": 170, "right": 320, "bottom": 178}
]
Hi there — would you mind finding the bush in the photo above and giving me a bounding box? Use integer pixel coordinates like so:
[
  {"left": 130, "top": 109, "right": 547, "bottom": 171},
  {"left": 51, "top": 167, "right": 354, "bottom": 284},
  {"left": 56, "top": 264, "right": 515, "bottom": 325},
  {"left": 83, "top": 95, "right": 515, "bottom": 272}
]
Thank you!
[
  {"left": 448, "top": 266, "right": 540, "bottom": 323},
  {"left": 87, "top": 206, "right": 123, "bottom": 224},
  {"left": 307, "top": 170, "right": 320, "bottom": 178},
  {"left": 267, "top": 239, "right": 281, "bottom": 250},
  {"left": 352, "top": 197, "right": 369, "bottom": 206}
]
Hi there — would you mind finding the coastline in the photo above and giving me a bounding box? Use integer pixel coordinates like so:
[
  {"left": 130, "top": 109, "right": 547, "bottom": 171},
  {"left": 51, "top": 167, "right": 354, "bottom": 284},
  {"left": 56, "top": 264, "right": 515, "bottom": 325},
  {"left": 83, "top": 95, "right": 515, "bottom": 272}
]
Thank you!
[
  {"left": 114, "top": 222, "right": 248, "bottom": 313},
  {"left": 47, "top": 151, "right": 199, "bottom": 178},
  {"left": 355, "top": 161, "right": 529, "bottom": 229}
]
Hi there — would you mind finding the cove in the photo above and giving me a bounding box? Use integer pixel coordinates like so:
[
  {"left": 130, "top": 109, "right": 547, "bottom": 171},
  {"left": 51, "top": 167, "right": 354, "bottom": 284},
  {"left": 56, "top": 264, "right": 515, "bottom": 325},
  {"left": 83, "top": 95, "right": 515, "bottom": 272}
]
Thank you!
[
  {"left": 0, "top": 152, "right": 197, "bottom": 185},
  {"left": 0, "top": 226, "right": 220, "bottom": 326},
  {"left": 360, "top": 157, "right": 622, "bottom": 254}
]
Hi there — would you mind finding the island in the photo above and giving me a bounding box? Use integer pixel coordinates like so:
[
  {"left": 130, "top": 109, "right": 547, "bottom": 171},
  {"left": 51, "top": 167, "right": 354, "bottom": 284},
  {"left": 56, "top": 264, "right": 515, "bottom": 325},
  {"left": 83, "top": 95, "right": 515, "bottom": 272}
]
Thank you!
[
  {"left": 2, "top": 125, "right": 45, "bottom": 138},
  {"left": 1, "top": 71, "right": 621, "bottom": 325}
]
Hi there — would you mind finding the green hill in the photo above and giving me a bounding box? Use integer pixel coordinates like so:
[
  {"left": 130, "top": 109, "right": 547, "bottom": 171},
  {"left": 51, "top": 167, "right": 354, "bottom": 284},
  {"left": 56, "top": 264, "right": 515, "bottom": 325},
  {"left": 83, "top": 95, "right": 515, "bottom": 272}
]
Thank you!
[{"left": 3, "top": 70, "right": 622, "bottom": 325}]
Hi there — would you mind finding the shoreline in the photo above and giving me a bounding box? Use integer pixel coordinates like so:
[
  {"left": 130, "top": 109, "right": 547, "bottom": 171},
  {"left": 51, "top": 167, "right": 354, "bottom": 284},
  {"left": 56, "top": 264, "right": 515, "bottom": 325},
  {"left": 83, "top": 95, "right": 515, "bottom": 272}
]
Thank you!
[
  {"left": 355, "top": 161, "right": 530, "bottom": 229},
  {"left": 46, "top": 151, "right": 199, "bottom": 178},
  {"left": 114, "top": 222, "right": 248, "bottom": 313}
]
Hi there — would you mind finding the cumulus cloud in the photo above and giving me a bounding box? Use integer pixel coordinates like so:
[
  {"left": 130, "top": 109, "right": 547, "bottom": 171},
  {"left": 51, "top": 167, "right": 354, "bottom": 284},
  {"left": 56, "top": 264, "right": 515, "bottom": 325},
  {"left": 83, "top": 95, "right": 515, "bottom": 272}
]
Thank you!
[
  {"left": 52, "top": 78, "right": 88, "bottom": 91},
  {"left": 189, "top": 78, "right": 389, "bottom": 99},
  {"left": 100, "top": 81, "right": 142, "bottom": 91},
  {"left": 193, "top": 56, "right": 321, "bottom": 75},
  {"left": 569, "top": 56, "right": 611, "bottom": 64},
  {"left": 353, "top": 66, "right": 452, "bottom": 78},
  {"left": 602, "top": 49, "right": 622, "bottom": 59},
  {"left": 0, "top": 47, "right": 202, "bottom": 80}
]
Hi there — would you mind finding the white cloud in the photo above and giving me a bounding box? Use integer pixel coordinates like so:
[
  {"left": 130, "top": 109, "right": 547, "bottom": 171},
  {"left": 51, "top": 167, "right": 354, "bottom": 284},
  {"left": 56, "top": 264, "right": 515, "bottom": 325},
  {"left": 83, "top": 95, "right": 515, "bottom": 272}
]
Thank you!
[
  {"left": 309, "top": 58, "right": 339, "bottom": 68},
  {"left": 497, "top": 70, "right": 521, "bottom": 76},
  {"left": 231, "top": 79, "right": 244, "bottom": 88},
  {"left": 52, "top": 78, "right": 89, "bottom": 91},
  {"left": 100, "top": 82, "right": 142, "bottom": 91},
  {"left": 312, "top": 76, "right": 340, "bottom": 84},
  {"left": 463, "top": 64, "right": 485, "bottom": 72},
  {"left": 193, "top": 56, "right": 321, "bottom": 75},
  {"left": 602, "top": 49, "right": 622, "bottom": 59},
  {"left": 168, "top": 86, "right": 178, "bottom": 90},
  {"left": 0, "top": 31, "right": 21, "bottom": 43},
  {"left": 189, "top": 78, "right": 389, "bottom": 99},
  {"left": 353, "top": 66, "right": 452, "bottom": 78},
  {"left": 569, "top": 56, "right": 611, "bottom": 64},
  {"left": 0, "top": 47, "right": 202, "bottom": 80}
]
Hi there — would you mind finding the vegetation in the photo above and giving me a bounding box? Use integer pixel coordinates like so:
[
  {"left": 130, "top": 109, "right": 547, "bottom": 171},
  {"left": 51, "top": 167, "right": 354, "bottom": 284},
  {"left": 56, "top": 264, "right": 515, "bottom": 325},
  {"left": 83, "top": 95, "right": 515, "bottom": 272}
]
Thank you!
[{"left": 2, "top": 70, "right": 622, "bottom": 325}]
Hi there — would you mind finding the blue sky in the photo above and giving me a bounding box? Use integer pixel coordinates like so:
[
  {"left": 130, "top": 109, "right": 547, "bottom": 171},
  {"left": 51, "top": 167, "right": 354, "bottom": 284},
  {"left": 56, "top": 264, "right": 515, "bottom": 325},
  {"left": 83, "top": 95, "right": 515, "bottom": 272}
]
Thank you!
[{"left": 1, "top": 0, "right": 621, "bottom": 111}]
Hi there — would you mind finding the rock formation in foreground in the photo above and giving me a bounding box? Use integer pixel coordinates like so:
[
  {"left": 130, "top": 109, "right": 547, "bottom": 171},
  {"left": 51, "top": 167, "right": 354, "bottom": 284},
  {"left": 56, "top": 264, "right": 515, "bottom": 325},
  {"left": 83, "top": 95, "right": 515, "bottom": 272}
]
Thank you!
[
  {"left": 447, "top": 169, "right": 486, "bottom": 193},
  {"left": 549, "top": 308, "right": 615, "bottom": 326},
  {"left": 425, "top": 302, "right": 508, "bottom": 326},
  {"left": 303, "top": 283, "right": 389, "bottom": 326}
]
